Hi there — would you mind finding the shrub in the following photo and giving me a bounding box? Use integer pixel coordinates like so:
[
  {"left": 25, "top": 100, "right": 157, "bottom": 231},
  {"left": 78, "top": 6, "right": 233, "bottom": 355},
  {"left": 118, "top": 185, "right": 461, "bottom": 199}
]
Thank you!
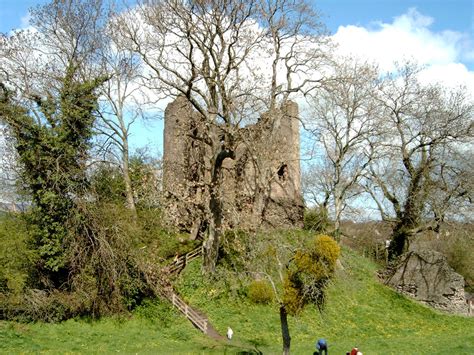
[
  {"left": 0, "top": 290, "right": 86, "bottom": 323},
  {"left": 282, "top": 276, "right": 304, "bottom": 315},
  {"left": 0, "top": 202, "right": 161, "bottom": 322},
  {"left": 248, "top": 280, "right": 273, "bottom": 304},
  {"left": 311, "top": 234, "right": 341, "bottom": 270},
  {"left": 63, "top": 201, "right": 153, "bottom": 317},
  {"left": 134, "top": 298, "right": 177, "bottom": 326},
  {"left": 294, "top": 234, "right": 340, "bottom": 278},
  {"left": 288, "top": 234, "right": 340, "bottom": 310},
  {"left": 303, "top": 207, "right": 331, "bottom": 232},
  {"left": 0, "top": 214, "right": 34, "bottom": 295},
  {"left": 90, "top": 164, "right": 126, "bottom": 204}
]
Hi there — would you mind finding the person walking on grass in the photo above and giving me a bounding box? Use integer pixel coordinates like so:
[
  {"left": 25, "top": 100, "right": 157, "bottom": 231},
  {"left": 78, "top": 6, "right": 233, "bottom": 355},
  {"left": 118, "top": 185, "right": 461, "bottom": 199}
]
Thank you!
[
  {"left": 227, "top": 327, "right": 233, "bottom": 341},
  {"left": 314, "top": 338, "right": 328, "bottom": 355}
]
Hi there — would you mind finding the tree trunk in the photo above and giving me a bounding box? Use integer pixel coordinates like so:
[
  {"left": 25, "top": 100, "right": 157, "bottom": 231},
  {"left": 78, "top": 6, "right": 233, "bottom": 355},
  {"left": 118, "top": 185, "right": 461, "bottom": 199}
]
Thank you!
[
  {"left": 202, "top": 217, "right": 220, "bottom": 274},
  {"left": 389, "top": 225, "right": 410, "bottom": 260},
  {"left": 280, "top": 305, "right": 291, "bottom": 355},
  {"left": 202, "top": 147, "right": 234, "bottom": 274},
  {"left": 334, "top": 195, "right": 343, "bottom": 241},
  {"left": 202, "top": 179, "right": 222, "bottom": 274},
  {"left": 252, "top": 185, "right": 269, "bottom": 228},
  {"left": 122, "top": 142, "right": 137, "bottom": 220}
]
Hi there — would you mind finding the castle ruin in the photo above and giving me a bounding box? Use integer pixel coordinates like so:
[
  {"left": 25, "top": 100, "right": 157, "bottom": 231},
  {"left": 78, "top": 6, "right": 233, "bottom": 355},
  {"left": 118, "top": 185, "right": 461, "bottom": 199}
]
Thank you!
[{"left": 162, "top": 96, "right": 304, "bottom": 233}]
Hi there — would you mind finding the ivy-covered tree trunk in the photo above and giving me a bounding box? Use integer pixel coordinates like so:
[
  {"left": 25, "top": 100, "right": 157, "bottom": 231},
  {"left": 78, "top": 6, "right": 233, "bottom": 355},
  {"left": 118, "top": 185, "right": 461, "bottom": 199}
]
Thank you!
[
  {"left": 1, "top": 69, "right": 106, "bottom": 287},
  {"left": 388, "top": 180, "right": 424, "bottom": 260}
]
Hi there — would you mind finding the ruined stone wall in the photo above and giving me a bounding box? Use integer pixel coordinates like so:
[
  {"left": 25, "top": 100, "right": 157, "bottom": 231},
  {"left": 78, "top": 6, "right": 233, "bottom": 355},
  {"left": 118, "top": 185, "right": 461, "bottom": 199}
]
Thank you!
[
  {"left": 263, "top": 101, "right": 303, "bottom": 228},
  {"left": 386, "top": 250, "right": 469, "bottom": 315},
  {"left": 162, "top": 96, "right": 204, "bottom": 230},
  {"left": 162, "top": 96, "right": 303, "bottom": 231}
]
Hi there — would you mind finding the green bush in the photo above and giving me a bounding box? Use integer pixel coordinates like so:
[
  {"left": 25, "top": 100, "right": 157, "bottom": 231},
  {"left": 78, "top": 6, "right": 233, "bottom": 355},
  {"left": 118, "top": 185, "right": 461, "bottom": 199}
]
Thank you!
[
  {"left": 285, "top": 234, "right": 341, "bottom": 312},
  {"left": 63, "top": 202, "right": 154, "bottom": 317},
  {"left": 0, "top": 202, "right": 161, "bottom": 321},
  {"left": 303, "top": 207, "right": 331, "bottom": 232},
  {"left": 294, "top": 234, "right": 340, "bottom": 278},
  {"left": 282, "top": 276, "right": 304, "bottom": 315},
  {"left": 90, "top": 164, "right": 126, "bottom": 203},
  {"left": 248, "top": 280, "right": 274, "bottom": 304},
  {"left": 0, "top": 214, "right": 34, "bottom": 295},
  {"left": 0, "top": 289, "right": 87, "bottom": 323},
  {"left": 445, "top": 232, "right": 474, "bottom": 292},
  {"left": 134, "top": 298, "right": 177, "bottom": 326}
]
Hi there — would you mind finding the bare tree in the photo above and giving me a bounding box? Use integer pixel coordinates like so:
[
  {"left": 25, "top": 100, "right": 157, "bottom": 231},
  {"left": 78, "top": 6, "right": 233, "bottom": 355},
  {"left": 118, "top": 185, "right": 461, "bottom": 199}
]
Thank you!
[
  {"left": 426, "top": 146, "right": 473, "bottom": 225},
  {"left": 364, "top": 63, "right": 474, "bottom": 259},
  {"left": 0, "top": 0, "right": 106, "bottom": 112},
  {"left": 117, "top": 0, "right": 330, "bottom": 273},
  {"left": 94, "top": 12, "right": 150, "bottom": 218},
  {"left": 257, "top": 0, "right": 330, "bottom": 108},
  {"left": 304, "top": 59, "right": 381, "bottom": 236}
]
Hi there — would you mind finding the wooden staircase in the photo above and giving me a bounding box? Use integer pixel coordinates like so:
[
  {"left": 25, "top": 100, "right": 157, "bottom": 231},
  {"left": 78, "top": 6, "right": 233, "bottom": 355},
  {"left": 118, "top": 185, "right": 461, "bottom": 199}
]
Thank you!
[
  {"left": 169, "top": 292, "right": 208, "bottom": 333},
  {"left": 141, "top": 245, "right": 224, "bottom": 337},
  {"left": 141, "top": 245, "right": 262, "bottom": 352},
  {"left": 163, "top": 245, "right": 213, "bottom": 335}
]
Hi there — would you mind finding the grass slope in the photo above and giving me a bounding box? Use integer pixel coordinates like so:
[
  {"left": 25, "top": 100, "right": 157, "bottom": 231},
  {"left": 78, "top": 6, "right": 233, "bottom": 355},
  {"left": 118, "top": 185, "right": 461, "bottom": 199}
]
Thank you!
[{"left": 1, "top": 247, "right": 473, "bottom": 354}]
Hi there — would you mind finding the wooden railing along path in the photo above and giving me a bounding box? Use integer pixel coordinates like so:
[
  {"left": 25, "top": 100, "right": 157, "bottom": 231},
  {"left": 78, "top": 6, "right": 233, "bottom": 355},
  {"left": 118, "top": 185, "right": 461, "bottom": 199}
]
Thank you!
[
  {"left": 141, "top": 245, "right": 216, "bottom": 335},
  {"left": 167, "top": 245, "right": 202, "bottom": 274},
  {"left": 169, "top": 292, "right": 208, "bottom": 333},
  {"left": 162, "top": 245, "right": 212, "bottom": 333},
  {"left": 142, "top": 243, "right": 261, "bottom": 350}
]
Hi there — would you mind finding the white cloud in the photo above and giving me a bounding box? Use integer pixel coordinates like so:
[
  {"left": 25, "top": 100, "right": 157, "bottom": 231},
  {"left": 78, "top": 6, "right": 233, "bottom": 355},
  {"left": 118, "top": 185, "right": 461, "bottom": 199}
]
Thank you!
[
  {"left": 418, "top": 62, "right": 474, "bottom": 90},
  {"left": 332, "top": 8, "right": 474, "bottom": 92}
]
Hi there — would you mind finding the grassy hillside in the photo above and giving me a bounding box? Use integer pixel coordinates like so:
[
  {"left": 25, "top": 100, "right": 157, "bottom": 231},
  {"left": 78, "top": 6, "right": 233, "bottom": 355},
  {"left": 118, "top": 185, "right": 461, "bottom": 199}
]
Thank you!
[{"left": 1, "top": 247, "right": 473, "bottom": 354}]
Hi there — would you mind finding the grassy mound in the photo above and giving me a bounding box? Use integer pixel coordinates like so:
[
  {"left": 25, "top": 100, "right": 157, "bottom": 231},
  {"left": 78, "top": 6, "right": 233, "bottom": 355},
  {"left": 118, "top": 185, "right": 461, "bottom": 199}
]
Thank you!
[
  {"left": 1, "top": 246, "right": 473, "bottom": 354},
  {"left": 174, "top": 247, "right": 474, "bottom": 354}
]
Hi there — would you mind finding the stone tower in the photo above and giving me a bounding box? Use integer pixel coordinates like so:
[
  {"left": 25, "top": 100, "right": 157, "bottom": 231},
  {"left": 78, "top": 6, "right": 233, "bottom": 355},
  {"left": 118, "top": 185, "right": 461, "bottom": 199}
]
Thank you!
[
  {"left": 263, "top": 100, "right": 303, "bottom": 227},
  {"left": 162, "top": 96, "right": 304, "bottom": 231},
  {"left": 162, "top": 96, "right": 202, "bottom": 230}
]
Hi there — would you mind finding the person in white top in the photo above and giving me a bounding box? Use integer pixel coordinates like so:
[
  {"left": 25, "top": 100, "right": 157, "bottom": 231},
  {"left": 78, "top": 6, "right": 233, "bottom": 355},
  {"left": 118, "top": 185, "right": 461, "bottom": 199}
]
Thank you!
[{"left": 227, "top": 327, "right": 233, "bottom": 340}]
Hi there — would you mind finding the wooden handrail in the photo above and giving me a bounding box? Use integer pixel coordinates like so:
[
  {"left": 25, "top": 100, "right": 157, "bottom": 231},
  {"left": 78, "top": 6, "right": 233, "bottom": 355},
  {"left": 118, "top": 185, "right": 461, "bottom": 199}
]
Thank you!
[
  {"left": 142, "top": 244, "right": 212, "bottom": 335},
  {"left": 170, "top": 293, "right": 208, "bottom": 333},
  {"left": 168, "top": 246, "right": 203, "bottom": 274}
]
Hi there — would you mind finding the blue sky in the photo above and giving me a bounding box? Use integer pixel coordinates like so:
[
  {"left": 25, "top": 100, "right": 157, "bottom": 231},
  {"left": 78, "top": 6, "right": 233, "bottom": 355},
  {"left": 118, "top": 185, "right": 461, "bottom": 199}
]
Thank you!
[
  {"left": 1, "top": 0, "right": 471, "bottom": 36},
  {"left": 1, "top": 0, "right": 472, "bottom": 34},
  {"left": 0, "top": 0, "right": 44, "bottom": 32},
  {"left": 1, "top": 0, "right": 473, "bottom": 152},
  {"left": 317, "top": 0, "right": 473, "bottom": 34}
]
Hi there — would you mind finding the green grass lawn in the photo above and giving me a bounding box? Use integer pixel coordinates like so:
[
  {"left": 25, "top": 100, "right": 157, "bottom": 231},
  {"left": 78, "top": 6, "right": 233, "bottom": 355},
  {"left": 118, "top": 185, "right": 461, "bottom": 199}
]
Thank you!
[{"left": 1, "top": 247, "right": 473, "bottom": 354}]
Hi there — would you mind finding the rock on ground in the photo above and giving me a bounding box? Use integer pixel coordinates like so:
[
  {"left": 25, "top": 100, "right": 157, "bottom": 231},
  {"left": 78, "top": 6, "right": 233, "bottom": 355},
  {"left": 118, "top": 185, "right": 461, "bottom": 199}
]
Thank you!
[{"left": 386, "top": 250, "right": 468, "bottom": 315}]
